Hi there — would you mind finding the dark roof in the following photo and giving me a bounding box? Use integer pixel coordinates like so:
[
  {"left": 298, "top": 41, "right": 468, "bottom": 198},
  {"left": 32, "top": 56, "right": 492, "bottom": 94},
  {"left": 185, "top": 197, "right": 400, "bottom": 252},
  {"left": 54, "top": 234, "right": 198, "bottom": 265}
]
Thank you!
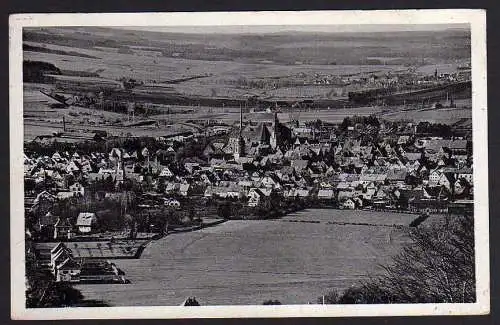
[
  {"left": 241, "top": 123, "right": 271, "bottom": 143},
  {"left": 387, "top": 169, "right": 407, "bottom": 181},
  {"left": 39, "top": 213, "right": 58, "bottom": 226},
  {"left": 291, "top": 159, "right": 309, "bottom": 171},
  {"left": 55, "top": 218, "right": 72, "bottom": 228},
  {"left": 425, "top": 186, "right": 446, "bottom": 198},
  {"left": 57, "top": 258, "right": 81, "bottom": 270}
]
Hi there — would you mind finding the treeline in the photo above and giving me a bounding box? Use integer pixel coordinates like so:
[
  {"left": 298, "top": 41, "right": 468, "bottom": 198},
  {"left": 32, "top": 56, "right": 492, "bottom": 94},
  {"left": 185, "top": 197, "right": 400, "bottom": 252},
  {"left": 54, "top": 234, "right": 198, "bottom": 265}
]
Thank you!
[
  {"left": 23, "top": 29, "right": 121, "bottom": 50},
  {"left": 348, "top": 81, "right": 472, "bottom": 105},
  {"left": 23, "top": 60, "right": 61, "bottom": 83},
  {"left": 215, "top": 196, "right": 320, "bottom": 220},
  {"left": 25, "top": 136, "right": 209, "bottom": 162},
  {"left": 339, "top": 115, "right": 381, "bottom": 131},
  {"left": 23, "top": 44, "right": 99, "bottom": 59},
  {"left": 28, "top": 186, "right": 206, "bottom": 239},
  {"left": 416, "top": 121, "right": 452, "bottom": 137}
]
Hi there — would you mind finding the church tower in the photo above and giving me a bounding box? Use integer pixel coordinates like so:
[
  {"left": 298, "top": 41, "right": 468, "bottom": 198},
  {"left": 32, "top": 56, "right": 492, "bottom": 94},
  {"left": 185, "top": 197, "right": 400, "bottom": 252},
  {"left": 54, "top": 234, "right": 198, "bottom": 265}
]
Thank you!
[
  {"left": 234, "top": 105, "right": 245, "bottom": 161},
  {"left": 270, "top": 111, "right": 279, "bottom": 150},
  {"left": 113, "top": 148, "right": 125, "bottom": 184}
]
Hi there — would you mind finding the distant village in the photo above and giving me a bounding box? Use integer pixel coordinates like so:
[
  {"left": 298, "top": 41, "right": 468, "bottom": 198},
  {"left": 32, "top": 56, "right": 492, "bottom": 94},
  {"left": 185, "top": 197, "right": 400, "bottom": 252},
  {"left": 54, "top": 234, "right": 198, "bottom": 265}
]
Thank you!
[{"left": 24, "top": 110, "right": 473, "bottom": 287}]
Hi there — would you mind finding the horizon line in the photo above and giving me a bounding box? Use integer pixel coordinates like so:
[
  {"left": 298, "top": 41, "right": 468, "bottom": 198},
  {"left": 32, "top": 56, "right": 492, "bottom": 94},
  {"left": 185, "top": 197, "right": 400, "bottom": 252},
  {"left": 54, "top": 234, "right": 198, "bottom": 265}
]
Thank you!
[{"left": 93, "top": 24, "right": 469, "bottom": 35}]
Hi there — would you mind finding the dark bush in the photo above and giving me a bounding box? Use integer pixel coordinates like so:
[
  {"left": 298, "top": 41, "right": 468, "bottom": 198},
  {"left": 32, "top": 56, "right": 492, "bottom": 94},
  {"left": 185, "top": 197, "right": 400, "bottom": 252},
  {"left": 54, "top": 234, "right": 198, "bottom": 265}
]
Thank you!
[{"left": 263, "top": 300, "right": 282, "bottom": 305}]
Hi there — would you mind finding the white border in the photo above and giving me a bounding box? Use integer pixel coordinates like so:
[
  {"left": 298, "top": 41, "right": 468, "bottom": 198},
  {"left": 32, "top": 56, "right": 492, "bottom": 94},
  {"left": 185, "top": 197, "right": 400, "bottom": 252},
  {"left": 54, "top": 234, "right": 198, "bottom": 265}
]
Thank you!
[{"left": 10, "top": 9, "right": 489, "bottom": 319}]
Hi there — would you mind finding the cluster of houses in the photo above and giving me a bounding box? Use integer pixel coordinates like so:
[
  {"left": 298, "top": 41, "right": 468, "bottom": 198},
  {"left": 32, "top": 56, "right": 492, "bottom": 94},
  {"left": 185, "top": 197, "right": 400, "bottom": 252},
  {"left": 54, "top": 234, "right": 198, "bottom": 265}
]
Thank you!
[
  {"left": 303, "top": 67, "right": 471, "bottom": 96},
  {"left": 24, "top": 114, "right": 473, "bottom": 285},
  {"left": 32, "top": 205, "right": 99, "bottom": 240},
  {"left": 24, "top": 113, "right": 473, "bottom": 227}
]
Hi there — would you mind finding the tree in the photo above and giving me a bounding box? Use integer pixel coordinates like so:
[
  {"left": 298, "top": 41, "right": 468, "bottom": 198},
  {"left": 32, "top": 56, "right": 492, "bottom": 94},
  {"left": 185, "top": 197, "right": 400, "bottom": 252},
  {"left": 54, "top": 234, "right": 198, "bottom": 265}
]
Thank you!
[
  {"left": 217, "top": 202, "right": 232, "bottom": 219},
  {"left": 25, "top": 242, "right": 84, "bottom": 308},
  {"left": 374, "top": 215, "right": 475, "bottom": 303},
  {"left": 320, "top": 215, "right": 475, "bottom": 304},
  {"left": 263, "top": 299, "right": 282, "bottom": 305},
  {"left": 340, "top": 117, "right": 353, "bottom": 131}
]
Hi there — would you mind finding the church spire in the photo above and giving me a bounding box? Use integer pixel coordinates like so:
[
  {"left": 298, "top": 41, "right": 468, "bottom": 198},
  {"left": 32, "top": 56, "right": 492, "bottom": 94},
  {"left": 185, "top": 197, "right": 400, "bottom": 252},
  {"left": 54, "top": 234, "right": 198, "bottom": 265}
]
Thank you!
[
  {"left": 234, "top": 104, "right": 245, "bottom": 161},
  {"left": 270, "top": 111, "right": 279, "bottom": 150},
  {"left": 239, "top": 104, "right": 243, "bottom": 135}
]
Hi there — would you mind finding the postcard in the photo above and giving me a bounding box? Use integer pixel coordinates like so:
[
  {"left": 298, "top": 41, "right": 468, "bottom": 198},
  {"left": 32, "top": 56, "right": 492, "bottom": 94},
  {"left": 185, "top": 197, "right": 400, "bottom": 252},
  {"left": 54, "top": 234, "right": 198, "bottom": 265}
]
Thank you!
[{"left": 9, "top": 9, "right": 488, "bottom": 319}]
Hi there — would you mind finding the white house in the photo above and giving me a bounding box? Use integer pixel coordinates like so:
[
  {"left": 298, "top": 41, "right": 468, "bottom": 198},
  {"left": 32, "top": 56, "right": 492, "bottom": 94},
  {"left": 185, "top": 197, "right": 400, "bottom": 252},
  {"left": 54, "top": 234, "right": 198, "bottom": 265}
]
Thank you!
[
  {"left": 55, "top": 257, "right": 81, "bottom": 283},
  {"left": 80, "top": 162, "right": 93, "bottom": 174},
  {"left": 52, "top": 152, "right": 62, "bottom": 160},
  {"left": 56, "top": 191, "right": 74, "bottom": 200},
  {"left": 179, "top": 183, "right": 190, "bottom": 196},
  {"left": 428, "top": 169, "right": 442, "bottom": 186},
  {"left": 342, "top": 198, "right": 356, "bottom": 210},
  {"left": 159, "top": 167, "right": 174, "bottom": 178},
  {"left": 66, "top": 161, "right": 80, "bottom": 174},
  {"left": 457, "top": 169, "right": 473, "bottom": 183},
  {"left": 261, "top": 176, "right": 281, "bottom": 189},
  {"left": 50, "top": 243, "right": 72, "bottom": 272},
  {"left": 164, "top": 198, "right": 181, "bottom": 207},
  {"left": 76, "top": 212, "right": 97, "bottom": 233},
  {"left": 317, "top": 189, "right": 334, "bottom": 200},
  {"left": 247, "top": 188, "right": 267, "bottom": 207}
]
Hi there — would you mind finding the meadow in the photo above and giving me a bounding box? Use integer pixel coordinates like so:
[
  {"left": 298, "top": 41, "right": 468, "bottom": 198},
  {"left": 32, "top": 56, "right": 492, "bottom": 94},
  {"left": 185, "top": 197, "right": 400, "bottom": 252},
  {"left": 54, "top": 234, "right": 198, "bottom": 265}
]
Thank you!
[
  {"left": 23, "top": 27, "right": 472, "bottom": 140},
  {"left": 381, "top": 106, "right": 472, "bottom": 123},
  {"left": 23, "top": 27, "right": 470, "bottom": 105},
  {"left": 75, "top": 209, "right": 422, "bottom": 306}
]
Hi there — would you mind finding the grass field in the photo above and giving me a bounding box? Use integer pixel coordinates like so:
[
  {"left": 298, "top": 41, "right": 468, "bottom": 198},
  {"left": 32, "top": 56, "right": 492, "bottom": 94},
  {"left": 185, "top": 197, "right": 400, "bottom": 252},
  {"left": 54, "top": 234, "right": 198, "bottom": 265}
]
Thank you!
[
  {"left": 23, "top": 83, "right": 201, "bottom": 140},
  {"left": 380, "top": 107, "right": 472, "bottom": 123},
  {"left": 23, "top": 79, "right": 387, "bottom": 140},
  {"left": 23, "top": 28, "right": 472, "bottom": 140},
  {"left": 75, "top": 209, "right": 422, "bottom": 306}
]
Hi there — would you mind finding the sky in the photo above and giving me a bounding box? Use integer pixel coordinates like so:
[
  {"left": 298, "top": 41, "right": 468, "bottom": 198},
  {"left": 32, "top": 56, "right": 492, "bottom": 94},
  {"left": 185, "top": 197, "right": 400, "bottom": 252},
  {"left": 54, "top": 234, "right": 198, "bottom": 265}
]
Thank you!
[{"left": 115, "top": 24, "right": 469, "bottom": 34}]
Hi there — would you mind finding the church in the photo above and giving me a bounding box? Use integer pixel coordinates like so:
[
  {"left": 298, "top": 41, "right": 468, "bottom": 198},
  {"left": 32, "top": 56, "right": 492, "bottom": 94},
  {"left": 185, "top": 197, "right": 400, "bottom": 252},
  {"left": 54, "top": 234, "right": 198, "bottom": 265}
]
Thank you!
[{"left": 226, "top": 107, "right": 292, "bottom": 161}]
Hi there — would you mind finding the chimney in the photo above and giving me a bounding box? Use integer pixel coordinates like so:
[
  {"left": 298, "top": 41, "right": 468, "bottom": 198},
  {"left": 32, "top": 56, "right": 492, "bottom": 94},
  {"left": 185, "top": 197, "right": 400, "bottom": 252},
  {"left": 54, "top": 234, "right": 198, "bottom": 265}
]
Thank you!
[{"left": 63, "top": 116, "right": 66, "bottom": 132}]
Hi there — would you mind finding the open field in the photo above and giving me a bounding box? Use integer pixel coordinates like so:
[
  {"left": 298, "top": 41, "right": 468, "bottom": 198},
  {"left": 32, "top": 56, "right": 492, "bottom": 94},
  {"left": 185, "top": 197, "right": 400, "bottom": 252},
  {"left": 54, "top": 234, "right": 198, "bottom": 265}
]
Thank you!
[
  {"left": 23, "top": 27, "right": 470, "bottom": 106},
  {"left": 75, "top": 209, "right": 418, "bottom": 306},
  {"left": 24, "top": 81, "right": 470, "bottom": 140},
  {"left": 380, "top": 106, "right": 472, "bottom": 123},
  {"left": 23, "top": 27, "right": 472, "bottom": 138},
  {"left": 280, "top": 209, "right": 416, "bottom": 225},
  {"left": 24, "top": 27, "right": 470, "bottom": 66},
  {"left": 23, "top": 84, "right": 202, "bottom": 140},
  {"left": 24, "top": 80, "right": 387, "bottom": 140},
  {"left": 24, "top": 47, "right": 401, "bottom": 92}
]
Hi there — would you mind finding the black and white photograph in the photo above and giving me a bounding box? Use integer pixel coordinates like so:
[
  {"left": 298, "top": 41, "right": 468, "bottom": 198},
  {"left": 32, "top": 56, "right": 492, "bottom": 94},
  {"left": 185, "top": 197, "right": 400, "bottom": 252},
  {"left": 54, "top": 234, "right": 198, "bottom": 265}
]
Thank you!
[{"left": 9, "top": 10, "right": 489, "bottom": 319}]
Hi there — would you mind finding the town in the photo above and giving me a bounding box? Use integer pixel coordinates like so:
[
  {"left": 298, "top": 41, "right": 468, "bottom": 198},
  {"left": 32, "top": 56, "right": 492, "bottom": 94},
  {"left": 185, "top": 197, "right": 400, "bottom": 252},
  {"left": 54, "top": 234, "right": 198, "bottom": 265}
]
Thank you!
[{"left": 24, "top": 107, "right": 473, "bottom": 297}]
